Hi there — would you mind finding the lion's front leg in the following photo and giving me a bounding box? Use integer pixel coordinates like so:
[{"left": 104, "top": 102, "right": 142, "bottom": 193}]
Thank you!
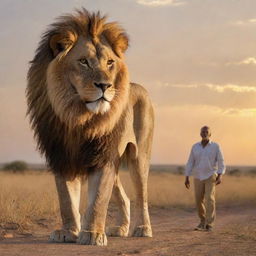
[
  {"left": 50, "top": 175, "right": 81, "bottom": 243},
  {"left": 77, "top": 165, "right": 115, "bottom": 246}
]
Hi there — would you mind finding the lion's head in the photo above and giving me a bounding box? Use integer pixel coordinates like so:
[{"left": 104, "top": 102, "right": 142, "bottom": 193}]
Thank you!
[
  {"left": 26, "top": 9, "right": 131, "bottom": 175},
  {"left": 27, "top": 9, "right": 129, "bottom": 138}
]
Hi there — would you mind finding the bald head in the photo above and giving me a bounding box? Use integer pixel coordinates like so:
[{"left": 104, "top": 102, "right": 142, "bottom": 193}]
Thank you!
[{"left": 200, "top": 126, "right": 211, "bottom": 141}]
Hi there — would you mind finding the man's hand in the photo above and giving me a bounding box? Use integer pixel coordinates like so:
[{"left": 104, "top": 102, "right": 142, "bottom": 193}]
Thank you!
[
  {"left": 185, "top": 176, "right": 190, "bottom": 189},
  {"left": 216, "top": 174, "right": 222, "bottom": 185}
]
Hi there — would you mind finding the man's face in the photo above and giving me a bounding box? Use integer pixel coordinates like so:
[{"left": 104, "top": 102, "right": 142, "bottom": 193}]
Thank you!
[{"left": 200, "top": 127, "right": 211, "bottom": 140}]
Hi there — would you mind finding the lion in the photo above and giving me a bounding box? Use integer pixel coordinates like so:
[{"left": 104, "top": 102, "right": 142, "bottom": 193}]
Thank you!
[{"left": 26, "top": 8, "right": 154, "bottom": 246}]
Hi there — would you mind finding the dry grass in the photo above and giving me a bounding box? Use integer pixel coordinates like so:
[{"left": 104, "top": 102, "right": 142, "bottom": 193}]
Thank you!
[
  {"left": 120, "top": 172, "right": 194, "bottom": 208},
  {"left": 0, "top": 171, "right": 256, "bottom": 227},
  {"left": 120, "top": 171, "right": 256, "bottom": 207},
  {"left": 0, "top": 171, "right": 59, "bottom": 227}
]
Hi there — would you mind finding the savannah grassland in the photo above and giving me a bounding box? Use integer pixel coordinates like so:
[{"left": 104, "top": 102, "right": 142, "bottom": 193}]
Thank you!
[{"left": 0, "top": 169, "right": 256, "bottom": 256}]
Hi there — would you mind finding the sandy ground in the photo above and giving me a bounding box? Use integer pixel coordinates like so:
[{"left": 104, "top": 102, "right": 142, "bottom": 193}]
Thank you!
[{"left": 0, "top": 205, "right": 256, "bottom": 256}]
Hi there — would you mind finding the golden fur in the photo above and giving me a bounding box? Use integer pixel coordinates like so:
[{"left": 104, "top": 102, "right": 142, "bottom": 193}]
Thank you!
[
  {"left": 26, "top": 9, "right": 154, "bottom": 246},
  {"left": 27, "top": 9, "right": 130, "bottom": 177},
  {"left": 27, "top": 9, "right": 129, "bottom": 135}
]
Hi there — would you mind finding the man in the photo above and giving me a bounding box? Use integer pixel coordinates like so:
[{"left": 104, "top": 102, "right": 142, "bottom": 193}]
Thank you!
[{"left": 184, "top": 126, "right": 225, "bottom": 232}]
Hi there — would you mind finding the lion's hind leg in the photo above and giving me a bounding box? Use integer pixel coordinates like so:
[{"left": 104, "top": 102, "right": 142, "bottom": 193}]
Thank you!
[
  {"left": 106, "top": 174, "right": 130, "bottom": 237},
  {"left": 49, "top": 175, "right": 81, "bottom": 243},
  {"left": 128, "top": 155, "right": 152, "bottom": 237}
]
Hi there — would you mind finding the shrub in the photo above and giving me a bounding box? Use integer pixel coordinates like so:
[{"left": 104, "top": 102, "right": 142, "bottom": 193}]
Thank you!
[
  {"left": 228, "top": 168, "right": 241, "bottom": 176},
  {"left": 175, "top": 166, "right": 185, "bottom": 175},
  {"left": 3, "top": 161, "right": 28, "bottom": 172},
  {"left": 248, "top": 169, "right": 256, "bottom": 176}
]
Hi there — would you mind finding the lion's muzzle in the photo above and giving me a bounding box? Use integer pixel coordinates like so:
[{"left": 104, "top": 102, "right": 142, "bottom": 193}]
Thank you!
[{"left": 94, "top": 82, "right": 112, "bottom": 92}]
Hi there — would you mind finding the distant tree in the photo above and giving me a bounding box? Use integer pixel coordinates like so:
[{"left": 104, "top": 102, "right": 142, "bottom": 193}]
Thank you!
[
  {"left": 248, "top": 169, "right": 256, "bottom": 176},
  {"left": 176, "top": 166, "right": 185, "bottom": 175},
  {"left": 3, "top": 161, "right": 28, "bottom": 172},
  {"left": 228, "top": 168, "right": 241, "bottom": 176}
]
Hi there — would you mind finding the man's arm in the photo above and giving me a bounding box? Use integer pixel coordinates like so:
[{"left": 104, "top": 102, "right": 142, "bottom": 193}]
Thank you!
[
  {"left": 216, "top": 145, "right": 225, "bottom": 185},
  {"left": 184, "top": 147, "right": 194, "bottom": 189}
]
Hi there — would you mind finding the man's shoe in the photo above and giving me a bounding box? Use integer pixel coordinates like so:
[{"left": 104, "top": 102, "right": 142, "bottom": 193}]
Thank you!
[
  {"left": 194, "top": 223, "right": 205, "bottom": 231},
  {"left": 205, "top": 225, "right": 213, "bottom": 232}
]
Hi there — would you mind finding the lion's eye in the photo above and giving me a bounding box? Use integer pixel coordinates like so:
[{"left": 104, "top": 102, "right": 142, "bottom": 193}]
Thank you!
[
  {"left": 79, "top": 58, "right": 89, "bottom": 67},
  {"left": 107, "top": 59, "right": 114, "bottom": 66}
]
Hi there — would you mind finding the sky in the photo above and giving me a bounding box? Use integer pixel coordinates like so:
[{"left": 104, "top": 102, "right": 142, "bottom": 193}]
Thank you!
[{"left": 1, "top": 0, "right": 256, "bottom": 165}]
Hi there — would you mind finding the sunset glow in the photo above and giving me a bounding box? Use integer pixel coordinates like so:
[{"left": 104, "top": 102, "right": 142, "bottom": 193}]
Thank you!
[{"left": 1, "top": 0, "right": 256, "bottom": 165}]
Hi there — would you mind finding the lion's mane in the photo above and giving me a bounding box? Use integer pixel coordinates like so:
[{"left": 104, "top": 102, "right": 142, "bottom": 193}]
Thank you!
[{"left": 26, "top": 9, "right": 130, "bottom": 177}]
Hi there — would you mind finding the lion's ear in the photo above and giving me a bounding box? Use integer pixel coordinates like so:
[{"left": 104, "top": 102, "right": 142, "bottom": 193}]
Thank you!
[
  {"left": 49, "top": 32, "right": 77, "bottom": 57},
  {"left": 113, "top": 33, "right": 129, "bottom": 57},
  {"left": 103, "top": 29, "right": 129, "bottom": 58}
]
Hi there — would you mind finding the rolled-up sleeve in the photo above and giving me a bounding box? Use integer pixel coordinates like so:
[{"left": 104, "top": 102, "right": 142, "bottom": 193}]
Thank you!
[
  {"left": 217, "top": 145, "right": 225, "bottom": 175},
  {"left": 185, "top": 147, "right": 194, "bottom": 177}
]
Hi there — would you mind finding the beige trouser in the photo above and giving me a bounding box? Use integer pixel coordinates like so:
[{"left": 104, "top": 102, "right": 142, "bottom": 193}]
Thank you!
[{"left": 194, "top": 174, "right": 216, "bottom": 227}]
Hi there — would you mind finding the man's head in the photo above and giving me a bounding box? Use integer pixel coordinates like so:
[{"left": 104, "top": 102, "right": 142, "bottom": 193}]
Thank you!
[{"left": 200, "top": 126, "right": 211, "bottom": 141}]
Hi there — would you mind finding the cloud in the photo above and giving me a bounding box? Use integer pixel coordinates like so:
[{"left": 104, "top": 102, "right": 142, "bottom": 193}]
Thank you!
[
  {"left": 136, "top": 0, "right": 186, "bottom": 7},
  {"left": 226, "top": 57, "right": 256, "bottom": 66},
  {"left": 203, "top": 84, "right": 256, "bottom": 93},
  {"left": 160, "top": 83, "right": 256, "bottom": 93},
  {"left": 222, "top": 108, "right": 256, "bottom": 117},
  {"left": 150, "top": 83, "right": 256, "bottom": 109},
  {"left": 231, "top": 18, "right": 256, "bottom": 26},
  {"left": 241, "top": 57, "right": 256, "bottom": 65}
]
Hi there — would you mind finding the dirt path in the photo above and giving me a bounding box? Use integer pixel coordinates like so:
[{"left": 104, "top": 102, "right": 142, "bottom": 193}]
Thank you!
[{"left": 0, "top": 206, "right": 256, "bottom": 256}]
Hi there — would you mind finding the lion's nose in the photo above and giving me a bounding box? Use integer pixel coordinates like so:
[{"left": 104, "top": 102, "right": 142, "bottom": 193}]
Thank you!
[{"left": 94, "top": 83, "right": 112, "bottom": 92}]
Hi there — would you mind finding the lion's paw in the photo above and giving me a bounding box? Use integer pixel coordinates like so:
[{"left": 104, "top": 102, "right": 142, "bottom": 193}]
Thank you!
[
  {"left": 106, "top": 225, "right": 129, "bottom": 237},
  {"left": 77, "top": 230, "right": 107, "bottom": 246},
  {"left": 132, "top": 225, "right": 152, "bottom": 237},
  {"left": 49, "top": 229, "right": 78, "bottom": 243}
]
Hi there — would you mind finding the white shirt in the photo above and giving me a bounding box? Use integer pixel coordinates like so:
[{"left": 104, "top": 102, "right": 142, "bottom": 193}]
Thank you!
[{"left": 185, "top": 141, "right": 225, "bottom": 180}]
